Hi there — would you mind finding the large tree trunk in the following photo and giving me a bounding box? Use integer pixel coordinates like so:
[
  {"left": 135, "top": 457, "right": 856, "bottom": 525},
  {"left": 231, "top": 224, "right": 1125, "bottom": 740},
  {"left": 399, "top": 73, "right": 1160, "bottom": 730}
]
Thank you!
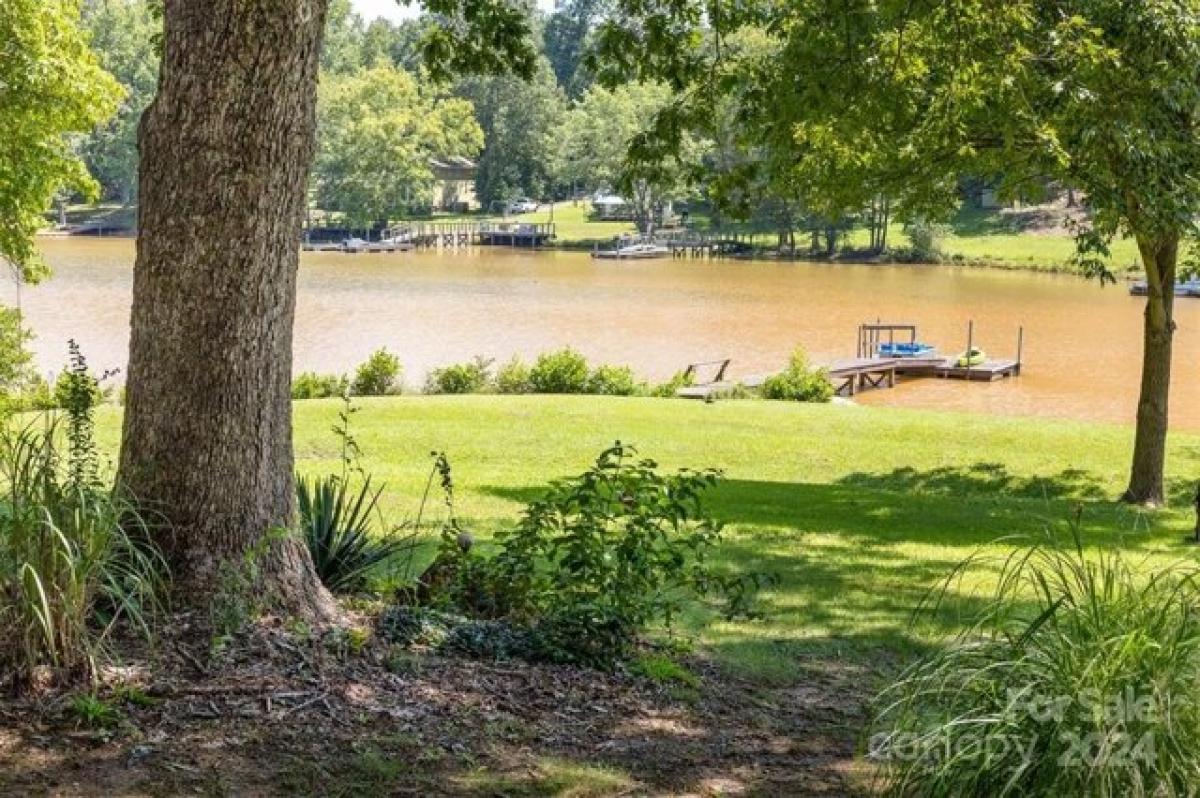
[
  {"left": 1123, "top": 232, "right": 1178, "bottom": 506},
  {"left": 119, "top": 0, "right": 335, "bottom": 618}
]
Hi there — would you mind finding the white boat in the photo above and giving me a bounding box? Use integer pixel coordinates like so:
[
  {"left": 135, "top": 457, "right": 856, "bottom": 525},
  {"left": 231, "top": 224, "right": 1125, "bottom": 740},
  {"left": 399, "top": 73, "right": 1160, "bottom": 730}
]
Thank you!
[
  {"left": 592, "top": 242, "right": 671, "bottom": 260},
  {"left": 339, "top": 236, "right": 412, "bottom": 253},
  {"left": 1129, "top": 278, "right": 1200, "bottom": 297}
]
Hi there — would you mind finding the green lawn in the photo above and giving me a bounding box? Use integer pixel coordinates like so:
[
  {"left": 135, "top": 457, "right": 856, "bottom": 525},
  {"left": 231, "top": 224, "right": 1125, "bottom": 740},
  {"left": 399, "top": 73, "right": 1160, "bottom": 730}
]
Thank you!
[{"left": 94, "top": 395, "right": 1199, "bottom": 684}]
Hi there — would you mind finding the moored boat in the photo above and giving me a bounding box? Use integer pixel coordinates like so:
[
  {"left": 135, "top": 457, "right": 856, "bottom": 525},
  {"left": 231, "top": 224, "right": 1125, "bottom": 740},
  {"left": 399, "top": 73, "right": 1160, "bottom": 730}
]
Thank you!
[
  {"left": 592, "top": 242, "right": 671, "bottom": 260},
  {"left": 1128, "top": 278, "right": 1200, "bottom": 297},
  {"left": 877, "top": 342, "right": 937, "bottom": 358}
]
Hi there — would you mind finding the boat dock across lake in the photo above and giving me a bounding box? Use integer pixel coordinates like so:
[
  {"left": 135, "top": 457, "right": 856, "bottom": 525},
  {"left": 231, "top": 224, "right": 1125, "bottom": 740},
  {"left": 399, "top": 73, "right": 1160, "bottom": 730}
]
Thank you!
[{"left": 679, "top": 321, "right": 1023, "bottom": 400}]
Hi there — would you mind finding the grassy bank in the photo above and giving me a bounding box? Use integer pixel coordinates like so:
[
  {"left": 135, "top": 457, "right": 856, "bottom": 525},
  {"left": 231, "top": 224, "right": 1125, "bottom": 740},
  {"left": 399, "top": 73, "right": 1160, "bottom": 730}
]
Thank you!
[{"left": 94, "top": 396, "right": 1198, "bottom": 684}]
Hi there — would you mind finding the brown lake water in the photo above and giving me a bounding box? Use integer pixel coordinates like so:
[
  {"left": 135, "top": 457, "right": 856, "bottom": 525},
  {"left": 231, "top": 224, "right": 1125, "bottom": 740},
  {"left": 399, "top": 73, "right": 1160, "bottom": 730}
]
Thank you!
[{"left": 10, "top": 237, "right": 1200, "bottom": 430}]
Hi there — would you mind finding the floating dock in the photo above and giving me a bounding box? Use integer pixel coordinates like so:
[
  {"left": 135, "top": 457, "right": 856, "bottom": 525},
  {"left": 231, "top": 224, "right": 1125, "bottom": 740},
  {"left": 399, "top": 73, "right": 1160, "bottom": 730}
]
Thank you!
[{"left": 677, "top": 321, "right": 1024, "bottom": 400}]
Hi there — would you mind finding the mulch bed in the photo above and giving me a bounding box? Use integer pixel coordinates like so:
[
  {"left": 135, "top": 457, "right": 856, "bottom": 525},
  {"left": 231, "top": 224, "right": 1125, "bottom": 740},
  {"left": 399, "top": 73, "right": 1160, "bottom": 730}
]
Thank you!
[{"left": 0, "top": 612, "right": 869, "bottom": 797}]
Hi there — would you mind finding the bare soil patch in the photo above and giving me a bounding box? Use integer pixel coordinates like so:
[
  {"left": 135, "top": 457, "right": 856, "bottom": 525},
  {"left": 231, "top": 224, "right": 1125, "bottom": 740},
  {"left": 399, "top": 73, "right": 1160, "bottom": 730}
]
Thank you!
[{"left": 0, "top": 613, "right": 869, "bottom": 797}]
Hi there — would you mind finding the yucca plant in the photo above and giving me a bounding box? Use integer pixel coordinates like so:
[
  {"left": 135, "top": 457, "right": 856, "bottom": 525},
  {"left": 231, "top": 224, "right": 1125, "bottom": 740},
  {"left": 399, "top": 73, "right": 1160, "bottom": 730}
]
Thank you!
[
  {"left": 867, "top": 522, "right": 1200, "bottom": 797},
  {"left": 0, "top": 348, "right": 165, "bottom": 690},
  {"left": 297, "top": 473, "right": 413, "bottom": 593}
]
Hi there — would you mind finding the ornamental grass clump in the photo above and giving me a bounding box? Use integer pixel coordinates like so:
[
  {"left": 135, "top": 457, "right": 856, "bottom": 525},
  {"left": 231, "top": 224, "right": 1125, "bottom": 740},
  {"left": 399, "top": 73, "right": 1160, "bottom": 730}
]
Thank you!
[
  {"left": 867, "top": 523, "right": 1200, "bottom": 797},
  {"left": 0, "top": 344, "right": 165, "bottom": 691}
]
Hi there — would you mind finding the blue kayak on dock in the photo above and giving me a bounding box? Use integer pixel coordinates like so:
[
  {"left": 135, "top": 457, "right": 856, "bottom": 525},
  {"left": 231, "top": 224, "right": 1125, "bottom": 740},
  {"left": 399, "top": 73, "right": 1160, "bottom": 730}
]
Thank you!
[{"left": 877, "top": 342, "right": 937, "bottom": 358}]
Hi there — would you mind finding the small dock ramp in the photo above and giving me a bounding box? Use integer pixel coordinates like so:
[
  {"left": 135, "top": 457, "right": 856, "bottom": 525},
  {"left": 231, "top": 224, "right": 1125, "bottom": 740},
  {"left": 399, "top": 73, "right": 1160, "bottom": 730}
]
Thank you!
[
  {"left": 675, "top": 359, "right": 736, "bottom": 400},
  {"left": 828, "top": 358, "right": 899, "bottom": 396}
]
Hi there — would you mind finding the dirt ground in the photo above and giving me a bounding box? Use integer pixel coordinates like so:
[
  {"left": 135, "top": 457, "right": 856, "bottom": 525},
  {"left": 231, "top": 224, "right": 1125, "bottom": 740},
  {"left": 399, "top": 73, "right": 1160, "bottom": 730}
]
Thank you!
[{"left": 0, "top": 614, "right": 869, "bottom": 797}]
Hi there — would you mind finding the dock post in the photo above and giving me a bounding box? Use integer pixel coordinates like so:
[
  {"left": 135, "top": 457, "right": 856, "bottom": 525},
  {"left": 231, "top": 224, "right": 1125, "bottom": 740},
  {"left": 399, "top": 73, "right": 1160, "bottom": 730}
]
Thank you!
[
  {"left": 965, "top": 320, "right": 974, "bottom": 380},
  {"left": 1016, "top": 325, "right": 1024, "bottom": 376}
]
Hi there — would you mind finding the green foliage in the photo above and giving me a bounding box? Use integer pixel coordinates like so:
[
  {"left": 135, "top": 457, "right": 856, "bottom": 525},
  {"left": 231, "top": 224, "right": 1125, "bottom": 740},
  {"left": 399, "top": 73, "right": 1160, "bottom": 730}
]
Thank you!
[
  {"left": 425, "top": 357, "right": 492, "bottom": 395},
  {"left": 299, "top": 395, "right": 414, "bottom": 594},
  {"left": 869, "top": 524, "right": 1200, "bottom": 796},
  {"left": 528, "top": 348, "right": 590, "bottom": 394},
  {"left": 69, "top": 693, "right": 122, "bottom": 729},
  {"left": 902, "top": 220, "right": 950, "bottom": 264},
  {"left": 648, "top": 369, "right": 696, "bottom": 398},
  {"left": 0, "top": 0, "right": 122, "bottom": 280},
  {"left": 629, "top": 654, "right": 700, "bottom": 688},
  {"left": 0, "top": 353, "right": 164, "bottom": 690},
  {"left": 456, "top": 60, "right": 566, "bottom": 206},
  {"left": 586, "top": 364, "right": 638, "bottom": 396},
  {"left": 760, "top": 348, "right": 833, "bottom": 403},
  {"left": 0, "top": 307, "right": 35, "bottom": 411},
  {"left": 494, "top": 356, "right": 532, "bottom": 394},
  {"left": 417, "top": 0, "right": 538, "bottom": 83},
  {"left": 314, "top": 64, "right": 483, "bottom": 226},
  {"left": 553, "top": 82, "right": 699, "bottom": 227},
  {"left": 444, "top": 443, "right": 765, "bottom": 666},
  {"left": 297, "top": 473, "right": 413, "bottom": 594},
  {"left": 352, "top": 349, "right": 402, "bottom": 396},
  {"left": 377, "top": 606, "right": 536, "bottom": 660},
  {"left": 78, "top": 0, "right": 159, "bottom": 203},
  {"left": 292, "top": 371, "right": 350, "bottom": 400},
  {"left": 542, "top": 0, "right": 604, "bottom": 97}
]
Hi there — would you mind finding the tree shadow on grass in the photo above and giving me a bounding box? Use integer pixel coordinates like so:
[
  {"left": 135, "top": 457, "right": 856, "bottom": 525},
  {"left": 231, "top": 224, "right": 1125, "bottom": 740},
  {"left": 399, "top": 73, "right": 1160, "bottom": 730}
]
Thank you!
[
  {"left": 834, "top": 462, "right": 1110, "bottom": 502},
  {"left": 476, "top": 475, "right": 1092, "bottom": 674}
]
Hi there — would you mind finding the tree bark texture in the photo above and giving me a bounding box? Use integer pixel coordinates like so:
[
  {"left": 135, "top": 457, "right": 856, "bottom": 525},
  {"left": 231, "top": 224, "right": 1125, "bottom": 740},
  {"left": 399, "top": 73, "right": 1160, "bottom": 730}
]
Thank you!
[
  {"left": 119, "top": 0, "right": 334, "bottom": 617},
  {"left": 1124, "top": 232, "right": 1178, "bottom": 506}
]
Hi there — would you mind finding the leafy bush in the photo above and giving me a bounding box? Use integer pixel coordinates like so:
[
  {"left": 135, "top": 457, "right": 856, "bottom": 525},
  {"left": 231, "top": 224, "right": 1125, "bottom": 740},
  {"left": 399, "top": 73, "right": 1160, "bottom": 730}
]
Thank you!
[
  {"left": 0, "top": 346, "right": 164, "bottom": 690},
  {"left": 868, "top": 524, "right": 1200, "bottom": 796},
  {"left": 903, "top": 219, "right": 950, "bottom": 263},
  {"left": 430, "top": 443, "right": 765, "bottom": 666},
  {"left": 494, "top": 356, "right": 532, "bottom": 394},
  {"left": 425, "top": 357, "right": 492, "bottom": 395},
  {"left": 377, "top": 606, "right": 536, "bottom": 660},
  {"left": 0, "top": 306, "right": 34, "bottom": 404},
  {"left": 292, "top": 371, "right": 349, "bottom": 400},
  {"left": 528, "top": 348, "right": 590, "bottom": 394},
  {"left": 648, "top": 369, "right": 696, "bottom": 398},
  {"left": 586, "top": 364, "right": 638, "bottom": 396},
  {"left": 761, "top": 348, "right": 833, "bottom": 402},
  {"left": 352, "top": 348, "right": 402, "bottom": 396}
]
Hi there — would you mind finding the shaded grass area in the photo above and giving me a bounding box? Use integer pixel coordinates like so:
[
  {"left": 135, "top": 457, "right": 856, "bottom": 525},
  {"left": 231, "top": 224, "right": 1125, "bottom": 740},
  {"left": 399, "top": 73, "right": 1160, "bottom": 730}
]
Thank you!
[{"left": 94, "top": 395, "right": 1198, "bottom": 684}]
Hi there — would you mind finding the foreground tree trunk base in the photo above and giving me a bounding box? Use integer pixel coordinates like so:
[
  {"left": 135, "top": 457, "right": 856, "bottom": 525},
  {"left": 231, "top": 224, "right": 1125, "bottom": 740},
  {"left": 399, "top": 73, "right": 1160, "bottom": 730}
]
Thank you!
[
  {"left": 170, "top": 537, "right": 342, "bottom": 627},
  {"left": 118, "top": 0, "right": 333, "bottom": 616},
  {"left": 260, "top": 538, "right": 343, "bottom": 624}
]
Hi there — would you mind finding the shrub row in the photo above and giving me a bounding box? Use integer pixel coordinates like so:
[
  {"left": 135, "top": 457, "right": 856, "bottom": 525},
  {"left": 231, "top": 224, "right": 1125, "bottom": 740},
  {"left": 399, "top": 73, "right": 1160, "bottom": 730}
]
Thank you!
[
  {"left": 292, "top": 347, "right": 402, "bottom": 399},
  {"left": 296, "top": 346, "right": 832, "bottom": 402}
]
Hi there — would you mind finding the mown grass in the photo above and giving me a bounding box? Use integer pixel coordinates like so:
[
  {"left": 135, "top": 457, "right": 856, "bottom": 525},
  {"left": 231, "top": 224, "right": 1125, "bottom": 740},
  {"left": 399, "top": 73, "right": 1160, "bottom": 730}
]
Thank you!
[{"left": 92, "top": 396, "right": 1200, "bottom": 685}]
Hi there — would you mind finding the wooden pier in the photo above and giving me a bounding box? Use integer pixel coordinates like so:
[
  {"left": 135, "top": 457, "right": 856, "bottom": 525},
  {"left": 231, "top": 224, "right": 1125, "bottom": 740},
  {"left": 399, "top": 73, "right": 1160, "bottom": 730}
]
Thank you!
[
  {"left": 660, "top": 230, "right": 756, "bottom": 259},
  {"left": 679, "top": 321, "right": 1024, "bottom": 400},
  {"left": 827, "top": 358, "right": 898, "bottom": 396},
  {"left": 385, "top": 221, "right": 555, "bottom": 248}
]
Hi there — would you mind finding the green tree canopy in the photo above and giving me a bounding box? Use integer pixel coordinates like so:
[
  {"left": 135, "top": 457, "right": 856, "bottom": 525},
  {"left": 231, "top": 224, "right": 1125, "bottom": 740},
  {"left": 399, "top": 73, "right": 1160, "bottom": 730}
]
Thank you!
[
  {"left": 555, "top": 81, "right": 700, "bottom": 227},
  {"left": 313, "top": 64, "right": 484, "bottom": 227},
  {"left": 457, "top": 58, "right": 566, "bottom": 206},
  {"left": 79, "top": 0, "right": 160, "bottom": 204},
  {"left": 596, "top": 0, "right": 1200, "bottom": 504},
  {"left": 0, "top": 0, "right": 122, "bottom": 281}
]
